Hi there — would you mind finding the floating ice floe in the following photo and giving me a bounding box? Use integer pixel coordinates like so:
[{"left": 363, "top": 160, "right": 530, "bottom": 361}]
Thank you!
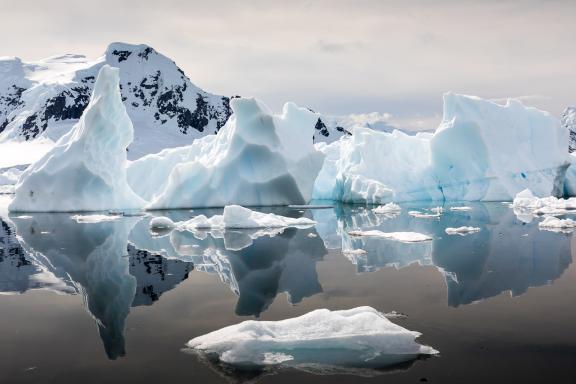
[
  {"left": 8, "top": 65, "right": 146, "bottom": 212},
  {"left": 348, "top": 230, "right": 432, "bottom": 243},
  {"left": 71, "top": 214, "right": 121, "bottom": 224},
  {"left": 512, "top": 189, "right": 576, "bottom": 220},
  {"left": 150, "top": 205, "right": 315, "bottom": 235},
  {"left": 408, "top": 207, "right": 442, "bottom": 219},
  {"left": 445, "top": 226, "right": 481, "bottom": 235},
  {"left": 538, "top": 216, "right": 576, "bottom": 233},
  {"left": 186, "top": 306, "right": 438, "bottom": 373},
  {"left": 313, "top": 93, "right": 568, "bottom": 204},
  {"left": 449, "top": 206, "right": 472, "bottom": 211},
  {"left": 129, "top": 97, "right": 324, "bottom": 209},
  {"left": 372, "top": 202, "right": 401, "bottom": 214}
]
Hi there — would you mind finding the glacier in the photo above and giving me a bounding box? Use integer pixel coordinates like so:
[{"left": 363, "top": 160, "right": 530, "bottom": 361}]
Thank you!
[
  {"left": 313, "top": 93, "right": 569, "bottom": 204},
  {"left": 129, "top": 97, "right": 325, "bottom": 209},
  {"left": 9, "top": 65, "right": 146, "bottom": 212},
  {"left": 186, "top": 306, "right": 437, "bottom": 373}
]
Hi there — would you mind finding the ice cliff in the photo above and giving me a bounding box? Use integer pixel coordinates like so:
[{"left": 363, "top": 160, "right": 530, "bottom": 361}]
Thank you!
[{"left": 313, "top": 93, "right": 569, "bottom": 203}]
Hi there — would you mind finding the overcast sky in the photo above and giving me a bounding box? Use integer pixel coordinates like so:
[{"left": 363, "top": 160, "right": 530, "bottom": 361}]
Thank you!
[{"left": 1, "top": 0, "right": 574, "bottom": 130}]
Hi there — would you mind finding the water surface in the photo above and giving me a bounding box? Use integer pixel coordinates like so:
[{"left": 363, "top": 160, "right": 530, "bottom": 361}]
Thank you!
[{"left": 0, "top": 202, "right": 574, "bottom": 383}]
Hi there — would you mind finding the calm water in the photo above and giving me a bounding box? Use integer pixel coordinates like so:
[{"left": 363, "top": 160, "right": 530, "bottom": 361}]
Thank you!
[{"left": 0, "top": 201, "right": 575, "bottom": 383}]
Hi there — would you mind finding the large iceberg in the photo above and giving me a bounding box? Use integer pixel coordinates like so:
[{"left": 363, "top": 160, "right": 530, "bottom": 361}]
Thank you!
[
  {"left": 314, "top": 93, "right": 569, "bottom": 203},
  {"left": 186, "top": 306, "right": 437, "bottom": 373},
  {"left": 128, "top": 97, "right": 325, "bottom": 208},
  {"left": 9, "top": 65, "right": 145, "bottom": 212}
]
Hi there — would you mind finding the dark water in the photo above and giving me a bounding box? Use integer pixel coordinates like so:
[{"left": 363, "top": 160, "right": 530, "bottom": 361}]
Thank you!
[{"left": 0, "top": 201, "right": 575, "bottom": 383}]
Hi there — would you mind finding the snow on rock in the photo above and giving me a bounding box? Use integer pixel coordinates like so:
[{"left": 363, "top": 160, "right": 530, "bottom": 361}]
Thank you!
[
  {"left": 348, "top": 230, "right": 432, "bottom": 243},
  {"left": 313, "top": 94, "right": 568, "bottom": 204},
  {"left": 9, "top": 65, "right": 146, "bottom": 212},
  {"left": 445, "top": 226, "right": 481, "bottom": 235},
  {"left": 130, "top": 98, "right": 325, "bottom": 208},
  {"left": 151, "top": 205, "right": 315, "bottom": 233},
  {"left": 538, "top": 216, "right": 576, "bottom": 232},
  {"left": 0, "top": 43, "right": 232, "bottom": 160},
  {"left": 186, "top": 306, "right": 437, "bottom": 371},
  {"left": 562, "top": 107, "right": 576, "bottom": 153}
]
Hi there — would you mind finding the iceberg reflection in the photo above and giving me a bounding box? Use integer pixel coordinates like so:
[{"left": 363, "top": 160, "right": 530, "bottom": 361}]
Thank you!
[
  {"left": 314, "top": 202, "right": 573, "bottom": 306},
  {"left": 1, "top": 214, "right": 194, "bottom": 359},
  {"left": 130, "top": 209, "right": 327, "bottom": 317}
]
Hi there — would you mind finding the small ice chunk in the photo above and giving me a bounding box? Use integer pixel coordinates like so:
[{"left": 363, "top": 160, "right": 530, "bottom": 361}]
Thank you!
[
  {"left": 445, "top": 226, "right": 481, "bottom": 235},
  {"left": 538, "top": 216, "right": 576, "bottom": 232},
  {"left": 408, "top": 210, "right": 441, "bottom": 218},
  {"left": 71, "top": 214, "right": 121, "bottom": 224},
  {"left": 449, "top": 206, "right": 472, "bottom": 211},
  {"left": 372, "top": 202, "right": 401, "bottom": 214},
  {"left": 186, "top": 307, "right": 438, "bottom": 370},
  {"left": 149, "top": 216, "right": 176, "bottom": 230},
  {"left": 348, "top": 230, "right": 432, "bottom": 242},
  {"left": 343, "top": 248, "right": 367, "bottom": 255}
]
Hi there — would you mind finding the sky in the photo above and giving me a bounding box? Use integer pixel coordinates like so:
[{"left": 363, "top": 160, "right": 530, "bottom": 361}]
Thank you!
[{"left": 0, "top": 0, "right": 575, "bottom": 130}]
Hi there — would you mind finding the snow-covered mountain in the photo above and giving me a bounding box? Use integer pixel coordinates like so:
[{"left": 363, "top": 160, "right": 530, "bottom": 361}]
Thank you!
[
  {"left": 0, "top": 42, "right": 233, "bottom": 159},
  {"left": 562, "top": 107, "right": 576, "bottom": 153}
]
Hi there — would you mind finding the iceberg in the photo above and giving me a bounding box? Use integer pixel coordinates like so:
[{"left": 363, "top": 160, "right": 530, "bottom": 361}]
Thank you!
[
  {"left": 186, "top": 306, "right": 437, "bottom": 373},
  {"left": 129, "top": 98, "right": 325, "bottom": 208},
  {"left": 9, "top": 65, "right": 145, "bottom": 212},
  {"left": 313, "top": 93, "right": 568, "bottom": 204}
]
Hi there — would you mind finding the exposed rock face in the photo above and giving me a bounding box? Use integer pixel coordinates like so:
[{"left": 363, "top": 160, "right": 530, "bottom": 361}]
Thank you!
[{"left": 562, "top": 107, "right": 576, "bottom": 153}]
